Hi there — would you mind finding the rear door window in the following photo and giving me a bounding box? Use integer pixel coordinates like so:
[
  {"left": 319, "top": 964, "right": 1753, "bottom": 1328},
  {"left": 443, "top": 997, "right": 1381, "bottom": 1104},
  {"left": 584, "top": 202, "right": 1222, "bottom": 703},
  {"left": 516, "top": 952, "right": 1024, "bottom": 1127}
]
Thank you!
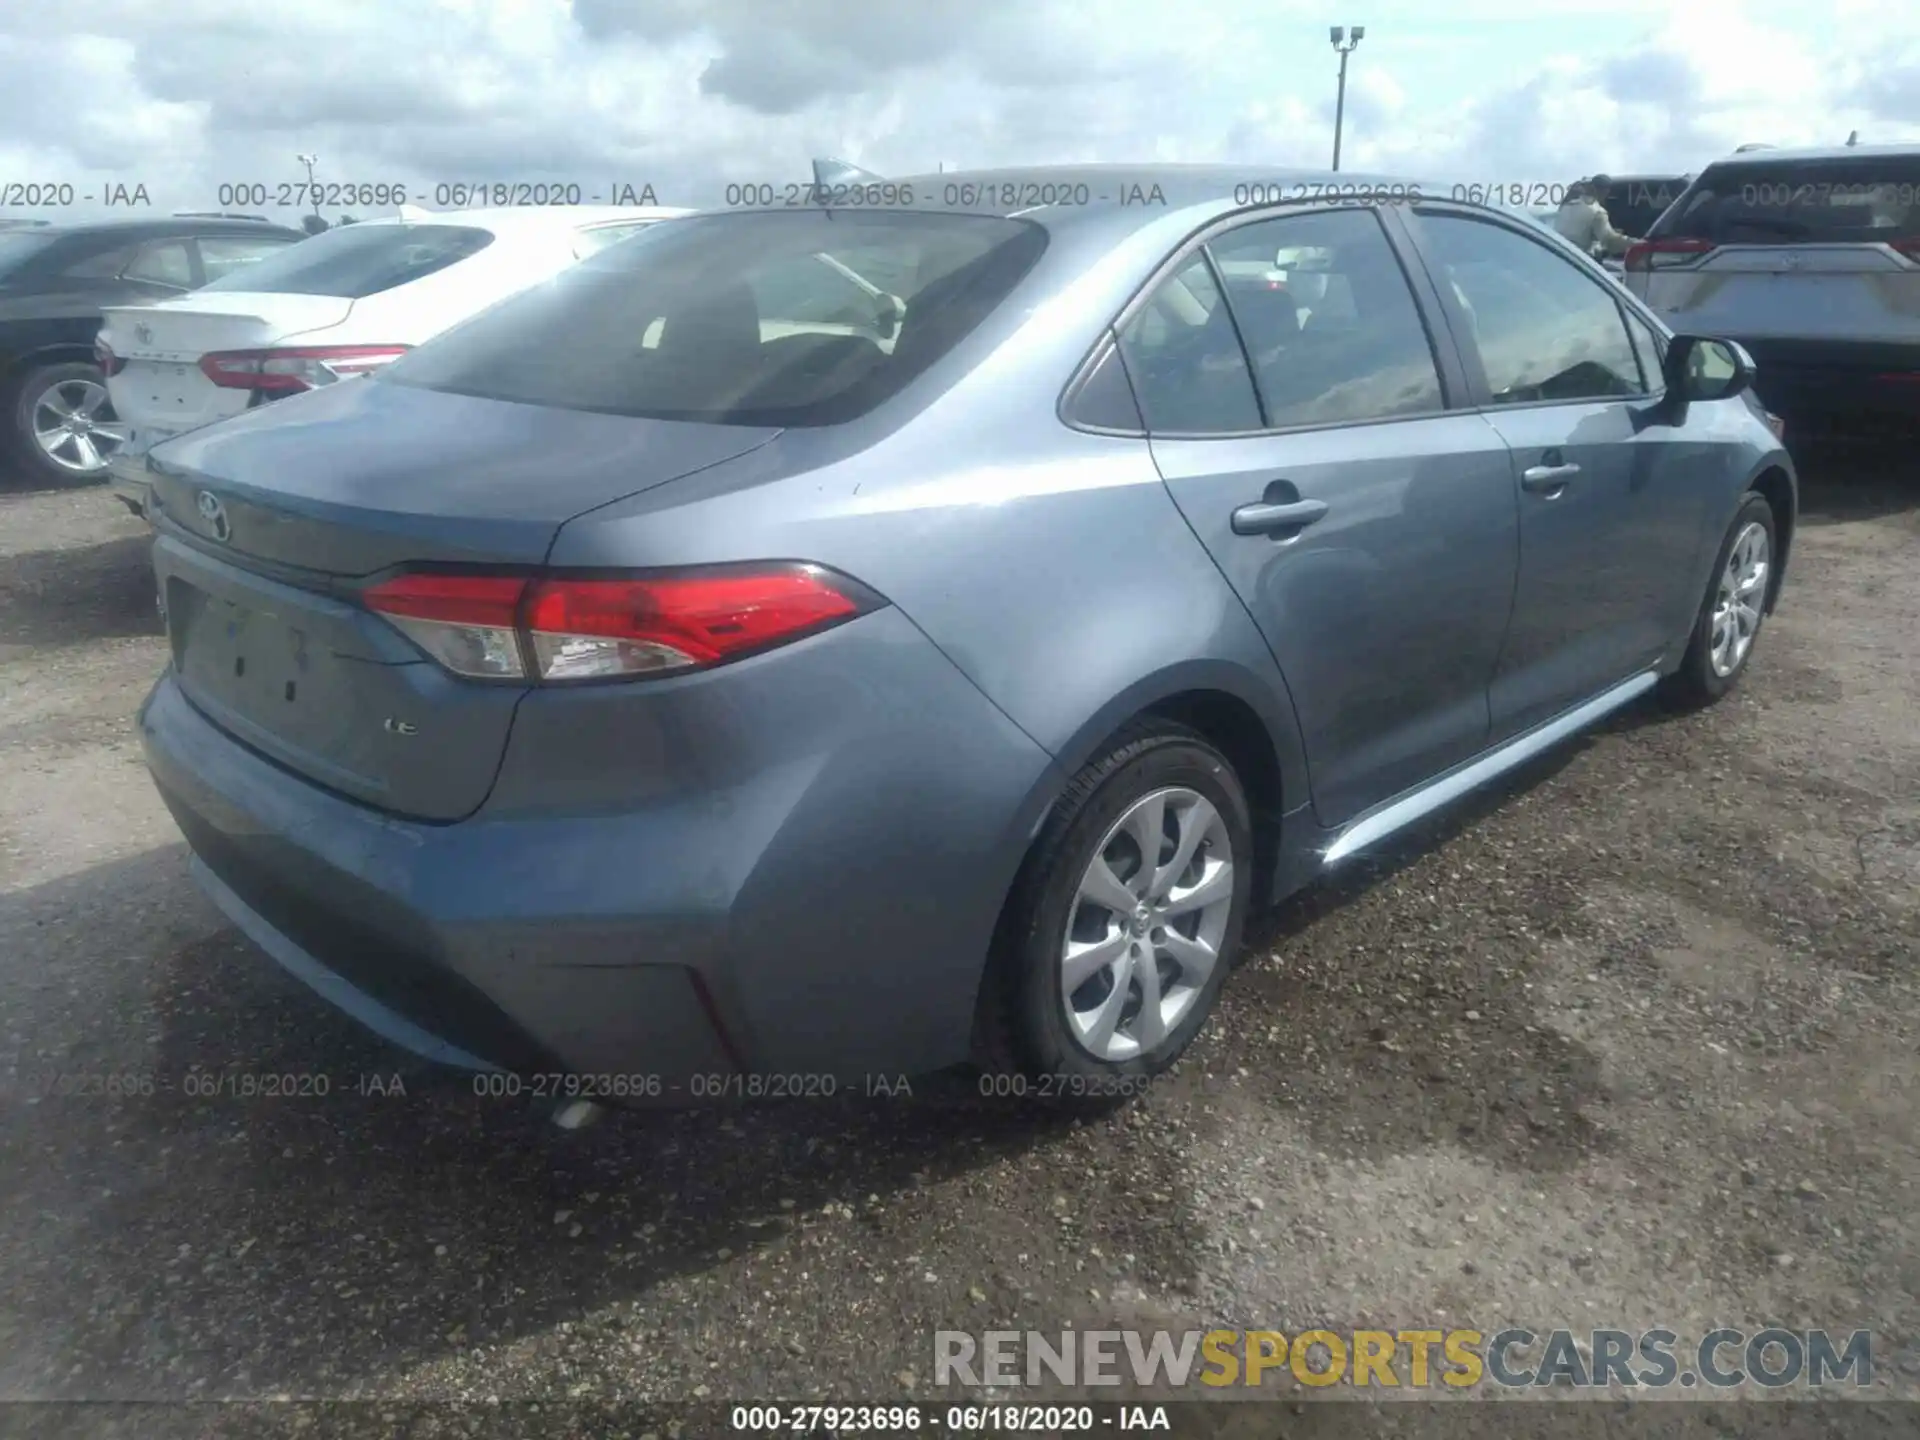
[
  {"left": 1116, "top": 254, "right": 1262, "bottom": 434},
  {"left": 197, "top": 224, "right": 495, "bottom": 297},
  {"left": 1654, "top": 156, "right": 1920, "bottom": 245},
  {"left": 1206, "top": 207, "right": 1444, "bottom": 428},
  {"left": 125, "top": 240, "right": 195, "bottom": 288},
  {"left": 195, "top": 234, "right": 299, "bottom": 283},
  {"left": 383, "top": 210, "right": 1047, "bottom": 427},
  {"left": 58, "top": 242, "right": 139, "bottom": 279}
]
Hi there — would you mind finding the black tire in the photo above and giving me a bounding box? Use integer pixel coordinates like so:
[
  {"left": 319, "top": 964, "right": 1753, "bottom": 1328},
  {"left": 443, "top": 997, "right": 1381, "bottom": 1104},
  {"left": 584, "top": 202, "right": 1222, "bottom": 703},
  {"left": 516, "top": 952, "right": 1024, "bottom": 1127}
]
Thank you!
[
  {"left": 981, "top": 719, "right": 1253, "bottom": 1096},
  {"left": 1660, "top": 491, "right": 1777, "bottom": 710},
  {"left": 7, "top": 361, "right": 118, "bottom": 487}
]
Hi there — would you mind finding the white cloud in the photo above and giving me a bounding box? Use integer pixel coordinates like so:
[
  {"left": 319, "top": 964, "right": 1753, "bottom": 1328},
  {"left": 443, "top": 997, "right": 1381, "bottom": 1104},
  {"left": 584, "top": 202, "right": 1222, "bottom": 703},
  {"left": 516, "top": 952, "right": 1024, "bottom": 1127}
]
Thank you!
[{"left": 0, "top": 1, "right": 1916, "bottom": 223}]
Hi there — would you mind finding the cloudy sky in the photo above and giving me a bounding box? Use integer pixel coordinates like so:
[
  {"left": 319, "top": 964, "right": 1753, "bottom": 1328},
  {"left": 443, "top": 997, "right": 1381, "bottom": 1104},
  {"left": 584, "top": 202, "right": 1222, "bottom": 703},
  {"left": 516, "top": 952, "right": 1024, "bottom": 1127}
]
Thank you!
[{"left": 3, "top": 0, "right": 1917, "bottom": 221}]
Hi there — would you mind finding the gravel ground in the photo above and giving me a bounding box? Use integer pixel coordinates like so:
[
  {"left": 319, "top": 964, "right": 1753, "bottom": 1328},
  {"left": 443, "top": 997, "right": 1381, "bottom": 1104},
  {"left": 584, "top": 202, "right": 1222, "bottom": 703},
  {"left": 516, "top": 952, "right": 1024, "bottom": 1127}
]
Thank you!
[{"left": 0, "top": 448, "right": 1915, "bottom": 1437}]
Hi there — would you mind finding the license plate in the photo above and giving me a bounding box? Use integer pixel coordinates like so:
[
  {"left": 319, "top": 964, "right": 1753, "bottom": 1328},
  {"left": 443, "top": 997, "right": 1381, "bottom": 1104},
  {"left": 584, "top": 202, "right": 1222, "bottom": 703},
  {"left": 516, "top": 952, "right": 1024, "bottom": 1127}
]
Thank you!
[
  {"left": 126, "top": 362, "right": 205, "bottom": 412},
  {"left": 174, "top": 588, "right": 324, "bottom": 716}
]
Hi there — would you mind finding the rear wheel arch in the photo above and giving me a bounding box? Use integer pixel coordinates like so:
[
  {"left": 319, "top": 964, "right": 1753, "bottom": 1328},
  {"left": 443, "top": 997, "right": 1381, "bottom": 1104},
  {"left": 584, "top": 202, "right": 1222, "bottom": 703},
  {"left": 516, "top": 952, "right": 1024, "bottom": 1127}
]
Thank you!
[
  {"left": 1038, "top": 662, "right": 1302, "bottom": 865},
  {"left": 970, "top": 669, "right": 1300, "bottom": 1068},
  {"left": 1747, "top": 464, "right": 1795, "bottom": 612},
  {"left": 1135, "top": 689, "right": 1286, "bottom": 911},
  {"left": 18, "top": 341, "right": 99, "bottom": 367},
  {"left": 3, "top": 342, "right": 100, "bottom": 393}
]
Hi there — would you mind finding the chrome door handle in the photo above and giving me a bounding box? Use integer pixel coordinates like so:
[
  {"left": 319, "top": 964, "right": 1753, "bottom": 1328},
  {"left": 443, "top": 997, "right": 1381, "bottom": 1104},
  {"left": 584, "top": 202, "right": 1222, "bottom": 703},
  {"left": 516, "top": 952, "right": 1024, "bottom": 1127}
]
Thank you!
[
  {"left": 1231, "top": 498, "right": 1329, "bottom": 536},
  {"left": 1520, "top": 462, "right": 1580, "bottom": 493}
]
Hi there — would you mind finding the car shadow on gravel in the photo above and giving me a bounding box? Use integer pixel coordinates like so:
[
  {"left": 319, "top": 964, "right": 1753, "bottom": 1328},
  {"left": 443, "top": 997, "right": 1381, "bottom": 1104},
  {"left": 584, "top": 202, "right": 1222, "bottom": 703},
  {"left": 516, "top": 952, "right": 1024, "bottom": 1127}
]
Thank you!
[
  {"left": 0, "top": 462, "right": 115, "bottom": 498},
  {"left": 0, "top": 534, "right": 161, "bottom": 648},
  {"left": 1229, "top": 722, "right": 1632, "bottom": 1173},
  {"left": 1792, "top": 439, "right": 1918, "bottom": 527},
  {"left": 0, "top": 844, "right": 1099, "bottom": 1401}
]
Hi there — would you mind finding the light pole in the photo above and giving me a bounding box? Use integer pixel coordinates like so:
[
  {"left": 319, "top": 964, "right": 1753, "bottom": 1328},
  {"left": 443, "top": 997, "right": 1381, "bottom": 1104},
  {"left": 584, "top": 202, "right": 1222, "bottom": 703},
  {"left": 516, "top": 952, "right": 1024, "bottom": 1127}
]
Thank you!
[
  {"left": 1329, "top": 26, "right": 1365, "bottom": 172},
  {"left": 295, "top": 153, "right": 320, "bottom": 222}
]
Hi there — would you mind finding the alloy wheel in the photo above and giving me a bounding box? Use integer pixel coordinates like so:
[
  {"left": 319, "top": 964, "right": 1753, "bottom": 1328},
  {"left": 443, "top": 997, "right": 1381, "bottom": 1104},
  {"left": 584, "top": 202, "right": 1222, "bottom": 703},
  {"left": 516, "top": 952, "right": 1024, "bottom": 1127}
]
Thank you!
[
  {"left": 1060, "top": 785, "right": 1235, "bottom": 1062},
  {"left": 1709, "top": 520, "right": 1769, "bottom": 678},
  {"left": 31, "top": 376, "right": 127, "bottom": 476}
]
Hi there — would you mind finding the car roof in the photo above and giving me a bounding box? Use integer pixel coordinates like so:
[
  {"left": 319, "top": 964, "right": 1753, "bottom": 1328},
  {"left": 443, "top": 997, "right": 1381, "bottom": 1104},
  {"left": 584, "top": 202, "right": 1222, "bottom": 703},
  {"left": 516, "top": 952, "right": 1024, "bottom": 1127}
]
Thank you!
[
  {"left": 16, "top": 216, "right": 306, "bottom": 240},
  {"left": 1705, "top": 143, "right": 1920, "bottom": 168},
  {"left": 349, "top": 205, "right": 691, "bottom": 232},
  {"left": 862, "top": 163, "right": 1458, "bottom": 246}
]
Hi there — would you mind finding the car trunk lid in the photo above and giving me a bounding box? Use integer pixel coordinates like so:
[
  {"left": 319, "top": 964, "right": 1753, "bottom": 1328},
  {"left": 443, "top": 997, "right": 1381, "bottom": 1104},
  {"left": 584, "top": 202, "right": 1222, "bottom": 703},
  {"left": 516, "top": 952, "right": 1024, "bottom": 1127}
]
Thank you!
[
  {"left": 101, "top": 292, "right": 355, "bottom": 362},
  {"left": 1642, "top": 242, "right": 1920, "bottom": 343},
  {"left": 149, "top": 378, "right": 781, "bottom": 820},
  {"left": 101, "top": 293, "right": 356, "bottom": 449}
]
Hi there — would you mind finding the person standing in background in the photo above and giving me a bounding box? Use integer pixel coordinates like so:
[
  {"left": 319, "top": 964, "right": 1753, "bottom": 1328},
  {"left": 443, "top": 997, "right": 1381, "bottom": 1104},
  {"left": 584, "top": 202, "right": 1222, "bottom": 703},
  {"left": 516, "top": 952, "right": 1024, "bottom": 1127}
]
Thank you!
[{"left": 1553, "top": 175, "right": 1636, "bottom": 258}]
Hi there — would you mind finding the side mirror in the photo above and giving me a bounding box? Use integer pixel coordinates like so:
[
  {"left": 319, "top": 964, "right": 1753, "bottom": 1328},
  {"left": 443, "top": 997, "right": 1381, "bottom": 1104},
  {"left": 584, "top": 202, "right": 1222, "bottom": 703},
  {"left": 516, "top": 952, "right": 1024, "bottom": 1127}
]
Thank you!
[{"left": 1663, "top": 334, "right": 1755, "bottom": 403}]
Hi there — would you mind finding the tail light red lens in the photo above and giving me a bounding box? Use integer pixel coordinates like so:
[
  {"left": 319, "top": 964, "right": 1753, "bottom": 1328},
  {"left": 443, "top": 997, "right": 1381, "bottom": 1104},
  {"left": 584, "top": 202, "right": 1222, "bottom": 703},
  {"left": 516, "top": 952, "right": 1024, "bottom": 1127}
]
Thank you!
[
  {"left": 1624, "top": 237, "right": 1716, "bottom": 273},
  {"left": 361, "top": 565, "right": 876, "bottom": 683},
  {"left": 199, "top": 345, "right": 411, "bottom": 394},
  {"left": 95, "top": 336, "right": 124, "bottom": 376},
  {"left": 523, "top": 570, "right": 865, "bottom": 680},
  {"left": 1895, "top": 239, "right": 1920, "bottom": 262},
  {"left": 360, "top": 574, "right": 529, "bottom": 679}
]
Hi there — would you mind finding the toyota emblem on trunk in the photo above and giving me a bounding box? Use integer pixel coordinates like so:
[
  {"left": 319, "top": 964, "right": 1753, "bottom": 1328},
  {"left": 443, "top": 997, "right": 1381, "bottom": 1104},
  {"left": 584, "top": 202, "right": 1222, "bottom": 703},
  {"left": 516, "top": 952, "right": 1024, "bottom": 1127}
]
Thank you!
[
  {"left": 135, "top": 322, "right": 153, "bottom": 345},
  {"left": 196, "top": 490, "right": 231, "bottom": 542}
]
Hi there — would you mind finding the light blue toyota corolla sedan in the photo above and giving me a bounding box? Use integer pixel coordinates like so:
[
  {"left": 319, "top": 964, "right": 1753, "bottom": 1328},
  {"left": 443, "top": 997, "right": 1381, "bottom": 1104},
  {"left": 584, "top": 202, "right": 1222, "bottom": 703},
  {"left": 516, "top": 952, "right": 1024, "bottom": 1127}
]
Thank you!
[{"left": 137, "top": 165, "right": 1795, "bottom": 1104}]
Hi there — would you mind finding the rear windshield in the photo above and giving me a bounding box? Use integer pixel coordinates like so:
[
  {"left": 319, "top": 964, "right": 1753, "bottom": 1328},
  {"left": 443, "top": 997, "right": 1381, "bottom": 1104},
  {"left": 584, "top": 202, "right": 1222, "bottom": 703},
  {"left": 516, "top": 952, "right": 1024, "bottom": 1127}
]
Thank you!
[
  {"left": 381, "top": 210, "right": 1048, "bottom": 427},
  {"left": 1602, "top": 178, "right": 1689, "bottom": 237},
  {"left": 197, "top": 223, "right": 494, "bottom": 298},
  {"left": 1653, "top": 156, "right": 1920, "bottom": 245}
]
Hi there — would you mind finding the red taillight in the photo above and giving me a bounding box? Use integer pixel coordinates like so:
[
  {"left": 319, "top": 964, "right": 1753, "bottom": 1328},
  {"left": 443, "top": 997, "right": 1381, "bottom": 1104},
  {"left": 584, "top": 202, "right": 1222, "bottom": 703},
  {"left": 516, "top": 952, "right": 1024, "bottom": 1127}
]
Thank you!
[
  {"left": 524, "top": 570, "right": 864, "bottom": 679},
  {"left": 1895, "top": 239, "right": 1920, "bottom": 263},
  {"left": 95, "top": 336, "right": 124, "bottom": 376},
  {"left": 1624, "top": 237, "right": 1716, "bottom": 273},
  {"left": 362, "top": 574, "right": 529, "bottom": 679},
  {"left": 199, "top": 345, "right": 410, "bottom": 394},
  {"left": 362, "top": 565, "right": 873, "bottom": 683}
]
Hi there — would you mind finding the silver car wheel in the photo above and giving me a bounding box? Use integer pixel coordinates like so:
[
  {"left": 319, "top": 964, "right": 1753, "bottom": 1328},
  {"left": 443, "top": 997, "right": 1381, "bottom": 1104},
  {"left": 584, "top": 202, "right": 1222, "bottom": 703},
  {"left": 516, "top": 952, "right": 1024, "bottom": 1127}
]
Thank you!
[
  {"left": 31, "top": 376, "right": 128, "bottom": 476},
  {"left": 1061, "top": 785, "right": 1234, "bottom": 1062},
  {"left": 1708, "top": 520, "right": 1769, "bottom": 678}
]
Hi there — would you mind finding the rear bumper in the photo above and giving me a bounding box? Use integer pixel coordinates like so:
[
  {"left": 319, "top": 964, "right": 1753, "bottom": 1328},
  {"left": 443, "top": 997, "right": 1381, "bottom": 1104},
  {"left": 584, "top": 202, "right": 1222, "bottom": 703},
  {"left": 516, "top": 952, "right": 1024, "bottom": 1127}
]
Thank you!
[
  {"left": 106, "top": 455, "right": 151, "bottom": 519},
  {"left": 190, "top": 856, "right": 503, "bottom": 1072},
  {"left": 1737, "top": 339, "right": 1920, "bottom": 428},
  {"left": 145, "top": 674, "right": 729, "bottom": 1083},
  {"left": 139, "top": 608, "right": 1056, "bottom": 1096}
]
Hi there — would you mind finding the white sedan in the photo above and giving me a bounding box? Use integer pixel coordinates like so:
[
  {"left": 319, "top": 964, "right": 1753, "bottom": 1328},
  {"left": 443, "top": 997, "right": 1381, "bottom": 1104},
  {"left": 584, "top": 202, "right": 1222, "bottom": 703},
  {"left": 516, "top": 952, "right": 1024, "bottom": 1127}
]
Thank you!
[{"left": 98, "top": 204, "right": 688, "bottom": 517}]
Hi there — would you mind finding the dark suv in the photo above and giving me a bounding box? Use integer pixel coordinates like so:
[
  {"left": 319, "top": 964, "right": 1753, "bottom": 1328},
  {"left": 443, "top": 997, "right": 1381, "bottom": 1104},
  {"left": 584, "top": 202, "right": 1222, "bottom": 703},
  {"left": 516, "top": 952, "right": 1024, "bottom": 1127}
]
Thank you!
[
  {"left": 0, "top": 216, "right": 303, "bottom": 484},
  {"left": 1625, "top": 145, "right": 1920, "bottom": 434}
]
